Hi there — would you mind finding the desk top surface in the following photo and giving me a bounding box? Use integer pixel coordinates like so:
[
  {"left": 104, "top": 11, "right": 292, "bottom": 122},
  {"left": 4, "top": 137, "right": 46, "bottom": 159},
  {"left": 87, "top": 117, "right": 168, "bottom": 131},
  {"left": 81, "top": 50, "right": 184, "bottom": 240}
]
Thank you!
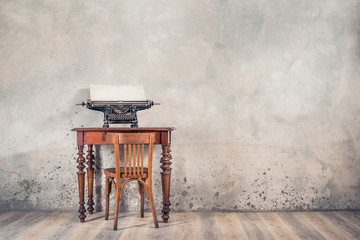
[{"left": 72, "top": 127, "right": 175, "bottom": 132}]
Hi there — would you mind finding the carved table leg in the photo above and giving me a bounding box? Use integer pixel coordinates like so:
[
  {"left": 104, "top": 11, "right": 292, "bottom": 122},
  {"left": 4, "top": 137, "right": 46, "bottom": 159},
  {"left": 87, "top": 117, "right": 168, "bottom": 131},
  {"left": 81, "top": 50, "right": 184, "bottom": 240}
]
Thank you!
[
  {"left": 77, "top": 145, "right": 86, "bottom": 222},
  {"left": 86, "top": 145, "right": 95, "bottom": 214},
  {"left": 160, "top": 144, "right": 172, "bottom": 223}
]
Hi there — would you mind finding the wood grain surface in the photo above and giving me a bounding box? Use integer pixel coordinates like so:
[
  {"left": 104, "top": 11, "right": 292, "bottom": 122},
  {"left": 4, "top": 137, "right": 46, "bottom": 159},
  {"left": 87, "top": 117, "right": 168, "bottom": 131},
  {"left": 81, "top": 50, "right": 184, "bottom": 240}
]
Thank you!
[{"left": 0, "top": 210, "right": 359, "bottom": 240}]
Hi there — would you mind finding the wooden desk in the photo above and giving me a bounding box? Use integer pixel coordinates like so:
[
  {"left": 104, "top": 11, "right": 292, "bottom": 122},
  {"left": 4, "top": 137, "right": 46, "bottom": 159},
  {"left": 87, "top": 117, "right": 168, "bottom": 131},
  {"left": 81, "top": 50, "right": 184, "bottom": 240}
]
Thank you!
[{"left": 72, "top": 127, "right": 175, "bottom": 223}]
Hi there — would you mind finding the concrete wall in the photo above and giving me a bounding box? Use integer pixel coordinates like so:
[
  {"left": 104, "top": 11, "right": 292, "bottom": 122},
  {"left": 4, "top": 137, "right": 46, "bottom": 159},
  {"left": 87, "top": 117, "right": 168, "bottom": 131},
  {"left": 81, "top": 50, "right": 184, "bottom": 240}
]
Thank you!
[{"left": 1, "top": 0, "right": 359, "bottom": 211}]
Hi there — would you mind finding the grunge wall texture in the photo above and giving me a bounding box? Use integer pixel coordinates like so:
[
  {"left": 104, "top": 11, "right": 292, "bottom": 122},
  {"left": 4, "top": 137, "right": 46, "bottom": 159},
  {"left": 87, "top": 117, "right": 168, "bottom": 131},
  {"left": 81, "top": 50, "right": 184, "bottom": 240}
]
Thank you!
[{"left": 1, "top": 0, "right": 359, "bottom": 212}]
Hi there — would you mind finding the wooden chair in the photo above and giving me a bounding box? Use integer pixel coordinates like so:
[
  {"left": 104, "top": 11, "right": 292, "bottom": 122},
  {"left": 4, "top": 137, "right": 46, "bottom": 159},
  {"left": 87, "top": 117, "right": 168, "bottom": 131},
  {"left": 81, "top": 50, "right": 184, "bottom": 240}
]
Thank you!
[{"left": 104, "top": 133, "right": 159, "bottom": 230}]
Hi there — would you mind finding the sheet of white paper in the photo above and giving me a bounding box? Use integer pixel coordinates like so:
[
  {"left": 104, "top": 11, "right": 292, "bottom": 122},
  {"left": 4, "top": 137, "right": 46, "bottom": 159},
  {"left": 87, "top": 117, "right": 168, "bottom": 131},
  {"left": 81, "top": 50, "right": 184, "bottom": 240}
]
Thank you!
[{"left": 90, "top": 84, "right": 146, "bottom": 101}]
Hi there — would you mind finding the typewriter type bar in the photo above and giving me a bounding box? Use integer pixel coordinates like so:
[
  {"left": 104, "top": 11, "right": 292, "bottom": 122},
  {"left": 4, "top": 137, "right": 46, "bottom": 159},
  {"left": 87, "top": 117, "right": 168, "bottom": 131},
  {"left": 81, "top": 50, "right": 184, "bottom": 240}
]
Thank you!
[{"left": 90, "top": 100, "right": 155, "bottom": 106}]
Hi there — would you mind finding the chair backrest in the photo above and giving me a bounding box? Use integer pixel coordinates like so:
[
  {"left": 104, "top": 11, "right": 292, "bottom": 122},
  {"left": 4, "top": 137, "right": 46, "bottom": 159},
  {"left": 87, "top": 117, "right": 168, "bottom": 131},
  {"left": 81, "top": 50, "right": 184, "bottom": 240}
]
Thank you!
[{"left": 108, "top": 133, "right": 154, "bottom": 181}]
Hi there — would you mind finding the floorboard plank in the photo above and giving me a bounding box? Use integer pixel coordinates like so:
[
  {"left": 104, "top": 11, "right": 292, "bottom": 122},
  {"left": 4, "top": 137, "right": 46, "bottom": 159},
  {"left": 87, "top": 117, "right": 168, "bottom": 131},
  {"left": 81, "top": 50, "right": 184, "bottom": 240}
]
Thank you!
[
  {"left": 43, "top": 212, "right": 79, "bottom": 240},
  {"left": 94, "top": 212, "right": 133, "bottom": 240},
  {"left": 171, "top": 212, "right": 197, "bottom": 240},
  {"left": 118, "top": 212, "right": 152, "bottom": 240},
  {"left": 320, "top": 211, "right": 360, "bottom": 239},
  {"left": 237, "top": 212, "right": 275, "bottom": 240},
  {"left": 335, "top": 211, "right": 360, "bottom": 230},
  {"left": 279, "top": 212, "right": 326, "bottom": 240},
  {"left": 258, "top": 212, "right": 299, "bottom": 240},
  {"left": 345, "top": 211, "right": 360, "bottom": 221},
  {"left": 0, "top": 210, "right": 10, "bottom": 216},
  {"left": 0, "top": 211, "right": 51, "bottom": 240},
  {"left": 298, "top": 212, "right": 352, "bottom": 240},
  {"left": 0, "top": 210, "right": 26, "bottom": 226},
  {"left": 217, "top": 212, "right": 249, "bottom": 239},
  {"left": 197, "top": 212, "right": 223, "bottom": 240},
  {"left": 64, "top": 211, "right": 107, "bottom": 240},
  {"left": 16, "top": 212, "right": 72, "bottom": 240},
  {"left": 147, "top": 213, "right": 175, "bottom": 240}
]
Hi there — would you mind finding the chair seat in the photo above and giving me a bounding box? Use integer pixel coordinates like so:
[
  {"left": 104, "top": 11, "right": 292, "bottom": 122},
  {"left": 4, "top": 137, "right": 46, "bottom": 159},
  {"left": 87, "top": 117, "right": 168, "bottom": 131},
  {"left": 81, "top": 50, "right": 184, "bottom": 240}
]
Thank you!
[{"left": 104, "top": 167, "right": 148, "bottom": 178}]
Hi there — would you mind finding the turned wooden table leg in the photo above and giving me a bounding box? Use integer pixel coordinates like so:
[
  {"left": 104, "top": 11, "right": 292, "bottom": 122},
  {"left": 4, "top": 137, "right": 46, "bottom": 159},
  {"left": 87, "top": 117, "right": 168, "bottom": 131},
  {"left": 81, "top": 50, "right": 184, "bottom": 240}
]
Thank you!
[
  {"left": 86, "top": 145, "right": 95, "bottom": 214},
  {"left": 160, "top": 144, "right": 172, "bottom": 223},
  {"left": 77, "top": 145, "right": 86, "bottom": 222}
]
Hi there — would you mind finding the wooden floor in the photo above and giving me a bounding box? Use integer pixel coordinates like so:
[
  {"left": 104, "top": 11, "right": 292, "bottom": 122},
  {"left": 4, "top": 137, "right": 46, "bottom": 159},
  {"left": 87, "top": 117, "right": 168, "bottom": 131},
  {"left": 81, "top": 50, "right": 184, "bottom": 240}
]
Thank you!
[{"left": 0, "top": 210, "right": 359, "bottom": 240}]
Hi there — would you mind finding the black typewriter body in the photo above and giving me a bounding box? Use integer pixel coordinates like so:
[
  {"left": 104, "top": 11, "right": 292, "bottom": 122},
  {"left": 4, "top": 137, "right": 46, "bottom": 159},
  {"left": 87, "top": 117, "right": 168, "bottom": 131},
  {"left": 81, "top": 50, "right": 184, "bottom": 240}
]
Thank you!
[{"left": 79, "top": 100, "right": 157, "bottom": 127}]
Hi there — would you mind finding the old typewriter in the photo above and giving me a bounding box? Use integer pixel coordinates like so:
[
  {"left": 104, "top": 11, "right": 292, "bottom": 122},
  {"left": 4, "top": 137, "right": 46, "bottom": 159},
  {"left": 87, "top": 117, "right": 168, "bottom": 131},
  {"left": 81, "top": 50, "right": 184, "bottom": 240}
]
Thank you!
[{"left": 78, "top": 85, "right": 159, "bottom": 127}]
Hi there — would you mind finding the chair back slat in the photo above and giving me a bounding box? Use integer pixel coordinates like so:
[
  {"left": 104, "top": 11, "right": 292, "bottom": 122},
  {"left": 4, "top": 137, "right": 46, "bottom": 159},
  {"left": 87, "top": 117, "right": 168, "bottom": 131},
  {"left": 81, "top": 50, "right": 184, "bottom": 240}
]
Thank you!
[
  {"left": 137, "top": 144, "right": 140, "bottom": 176},
  {"left": 124, "top": 144, "right": 127, "bottom": 176},
  {"left": 141, "top": 144, "right": 144, "bottom": 175},
  {"left": 133, "top": 144, "right": 136, "bottom": 176},
  {"left": 112, "top": 133, "right": 154, "bottom": 179},
  {"left": 128, "top": 144, "right": 132, "bottom": 176}
]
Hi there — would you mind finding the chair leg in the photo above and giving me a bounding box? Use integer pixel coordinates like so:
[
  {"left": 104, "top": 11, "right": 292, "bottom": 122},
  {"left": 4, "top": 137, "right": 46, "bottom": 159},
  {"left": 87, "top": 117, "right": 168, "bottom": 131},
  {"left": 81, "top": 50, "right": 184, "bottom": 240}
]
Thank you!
[
  {"left": 113, "top": 185, "right": 123, "bottom": 230},
  {"left": 139, "top": 181, "right": 144, "bottom": 218},
  {"left": 147, "top": 186, "right": 159, "bottom": 228},
  {"left": 105, "top": 177, "right": 112, "bottom": 220}
]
